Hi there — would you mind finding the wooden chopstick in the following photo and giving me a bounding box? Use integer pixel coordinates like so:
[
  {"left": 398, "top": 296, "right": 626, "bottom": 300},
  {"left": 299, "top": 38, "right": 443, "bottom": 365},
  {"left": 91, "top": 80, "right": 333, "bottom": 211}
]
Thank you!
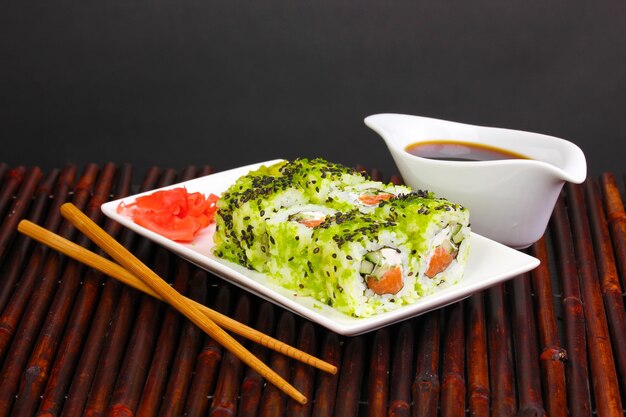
[
  {"left": 17, "top": 218, "right": 337, "bottom": 376},
  {"left": 55, "top": 202, "right": 308, "bottom": 405}
]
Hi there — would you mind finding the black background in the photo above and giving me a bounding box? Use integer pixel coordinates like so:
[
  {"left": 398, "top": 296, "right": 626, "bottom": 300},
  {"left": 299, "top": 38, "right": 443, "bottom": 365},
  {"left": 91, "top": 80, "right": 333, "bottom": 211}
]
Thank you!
[{"left": 2, "top": 1, "right": 625, "bottom": 182}]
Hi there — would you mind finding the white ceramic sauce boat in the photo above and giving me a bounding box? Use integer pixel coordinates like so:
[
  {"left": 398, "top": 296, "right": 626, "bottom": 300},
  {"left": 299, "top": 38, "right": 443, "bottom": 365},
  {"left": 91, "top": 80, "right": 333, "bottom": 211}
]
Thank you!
[{"left": 365, "top": 113, "right": 587, "bottom": 249}]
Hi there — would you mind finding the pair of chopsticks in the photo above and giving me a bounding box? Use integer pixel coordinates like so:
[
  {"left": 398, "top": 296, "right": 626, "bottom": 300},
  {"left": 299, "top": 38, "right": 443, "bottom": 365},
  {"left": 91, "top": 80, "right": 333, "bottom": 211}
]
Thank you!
[{"left": 18, "top": 202, "right": 337, "bottom": 405}]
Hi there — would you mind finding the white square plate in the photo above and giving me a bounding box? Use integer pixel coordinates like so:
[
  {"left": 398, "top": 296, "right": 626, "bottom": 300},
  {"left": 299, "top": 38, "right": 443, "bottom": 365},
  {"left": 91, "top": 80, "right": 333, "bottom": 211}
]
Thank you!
[{"left": 101, "top": 160, "right": 540, "bottom": 336}]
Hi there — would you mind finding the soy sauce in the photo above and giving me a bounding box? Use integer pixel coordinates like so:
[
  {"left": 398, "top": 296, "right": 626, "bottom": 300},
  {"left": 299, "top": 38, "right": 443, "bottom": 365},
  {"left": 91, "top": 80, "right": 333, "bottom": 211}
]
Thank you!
[{"left": 405, "top": 140, "right": 529, "bottom": 162}]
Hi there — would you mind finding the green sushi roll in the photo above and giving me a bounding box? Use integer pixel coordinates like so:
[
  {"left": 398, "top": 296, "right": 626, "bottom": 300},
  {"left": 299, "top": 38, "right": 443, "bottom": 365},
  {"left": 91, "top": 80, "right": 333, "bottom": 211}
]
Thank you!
[
  {"left": 371, "top": 191, "right": 470, "bottom": 295},
  {"left": 213, "top": 162, "right": 305, "bottom": 270},
  {"left": 212, "top": 158, "right": 471, "bottom": 317}
]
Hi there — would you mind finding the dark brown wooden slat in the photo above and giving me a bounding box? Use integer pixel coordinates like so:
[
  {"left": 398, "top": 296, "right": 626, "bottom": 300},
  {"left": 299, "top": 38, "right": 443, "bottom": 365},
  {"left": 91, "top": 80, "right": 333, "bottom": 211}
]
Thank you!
[
  {"left": 370, "top": 168, "right": 383, "bottom": 182},
  {"left": 134, "top": 255, "right": 189, "bottom": 417},
  {"left": 258, "top": 311, "right": 297, "bottom": 417},
  {"left": 183, "top": 284, "right": 231, "bottom": 417},
  {"left": 510, "top": 272, "right": 545, "bottom": 416},
  {"left": 0, "top": 168, "right": 58, "bottom": 312},
  {"left": 567, "top": 182, "right": 623, "bottom": 416},
  {"left": 0, "top": 166, "right": 74, "bottom": 363},
  {"left": 440, "top": 302, "right": 466, "bottom": 417},
  {"left": 158, "top": 267, "right": 208, "bottom": 417},
  {"left": 0, "top": 166, "right": 42, "bottom": 260},
  {"left": 209, "top": 290, "right": 251, "bottom": 416},
  {"left": 585, "top": 179, "right": 626, "bottom": 389},
  {"left": 59, "top": 166, "right": 160, "bottom": 417},
  {"left": 367, "top": 328, "right": 390, "bottom": 417},
  {"left": 412, "top": 310, "right": 441, "bottom": 417},
  {"left": 285, "top": 321, "right": 318, "bottom": 417},
  {"left": 549, "top": 195, "right": 592, "bottom": 417},
  {"left": 332, "top": 335, "right": 365, "bottom": 417},
  {"left": 0, "top": 163, "right": 9, "bottom": 189},
  {"left": 311, "top": 332, "right": 341, "bottom": 417},
  {"left": 10, "top": 163, "right": 117, "bottom": 417},
  {"left": 237, "top": 300, "right": 274, "bottom": 417},
  {"left": 466, "top": 292, "right": 490, "bottom": 417},
  {"left": 529, "top": 236, "right": 568, "bottom": 417},
  {"left": 0, "top": 163, "right": 97, "bottom": 417},
  {"left": 0, "top": 166, "right": 25, "bottom": 220},
  {"left": 35, "top": 164, "right": 132, "bottom": 417},
  {"left": 84, "top": 168, "right": 177, "bottom": 417},
  {"left": 388, "top": 321, "right": 414, "bottom": 417},
  {"left": 486, "top": 284, "right": 516, "bottom": 417},
  {"left": 82, "top": 260, "right": 143, "bottom": 416},
  {"left": 389, "top": 175, "right": 402, "bottom": 186},
  {"left": 104, "top": 248, "right": 170, "bottom": 416},
  {"left": 600, "top": 173, "right": 626, "bottom": 289}
]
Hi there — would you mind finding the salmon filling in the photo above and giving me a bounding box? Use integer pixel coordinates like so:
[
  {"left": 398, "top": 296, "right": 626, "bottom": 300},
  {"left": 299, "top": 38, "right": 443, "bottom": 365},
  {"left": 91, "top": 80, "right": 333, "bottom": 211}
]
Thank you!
[
  {"left": 360, "top": 247, "right": 404, "bottom": 295},
  {"left": 424, "top": 231, "right": 460, "bottom": 278},
  {"left": 288, "top": 211, "right": 328, "bottom": 228},
  {"left": 357, "top": 188, "right": 395, "bottom": 206}
]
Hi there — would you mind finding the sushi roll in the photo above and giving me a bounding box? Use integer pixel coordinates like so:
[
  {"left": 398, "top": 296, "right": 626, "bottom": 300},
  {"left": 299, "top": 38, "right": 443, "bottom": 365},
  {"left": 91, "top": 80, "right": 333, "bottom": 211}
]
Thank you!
[
  {"left": 213, "top": 167, "right": 306, "bottom": 271},
  {"left": 372, "top": 191, "right": 471, "bottom": 295},
  {"left": 212, "top": 157, "right": 471, "bottom": 317},
  {"left": 264, "top": 204, "right": 338, "bottom": 300},
  {"left": 306, "top": 209, "right": 419, "bottom": 317},
  {"left": 278, "top": 158, "right": 370, "bottom": 206}
]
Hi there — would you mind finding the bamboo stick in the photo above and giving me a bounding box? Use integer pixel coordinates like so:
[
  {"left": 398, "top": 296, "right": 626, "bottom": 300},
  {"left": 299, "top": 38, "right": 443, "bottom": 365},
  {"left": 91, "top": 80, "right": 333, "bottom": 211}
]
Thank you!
[
  {"left": 367, "top": 328, "right": 390, "bottom": 417},
  {"left": 466, "top": 292, "right": 490, "bottom": 417},
  {"left": 529, "top": 236, "right": 568, "bottom": 417},
  {"left": 0, "top": 164, "right": 96, "bottom": 417},
  {"left": 60, "top": 166, "right": 160, "bottom": 417},
  {"left": 389, "top": 174, "right": 402, "bottom": 185},
  {"left": 258, "top": 311, "right": 296, "bottom": 416},
  {"left": 311, "top": 332, "right": 341, "bottom": 417},
  {"left": 83, "top": 275, "right": 142, "bottom": 417},
  {"left": 412, "top": 310, "right": 441, "bottom": 417},
  {"left": 486, "top": 283, "right": 516, "bottom": 417},
  {"left": 103, "top": 246, "right": 171, "bottom": 416},
  {"left": 286, "top": 321, "right": 318, "bottom": 417},
  {"left": 333, "top": 335, "right": 365, "bottom": 417},
  {"left": 510, "top": 272, "right": 546, "bottom": 416},
  {"left": 184, "top": 283, "right": 231, "bottom": 417},
  {"left": 135, "top": 252, "right": 190, "bottom": 417},
  {"left": 0, "top": 166, "right": 25, "bottom": 220},
  {"left": 549, "top": 195, "right": 592, "bottom": 417},
  {"left": 388, "top": 321, "right": 414, "bottom": 417},
  {"left": 209, "top": 290, "right": 251, "bottom": 417},
  {"left": 585, "top": 179, "right": 626, "bottom": 388},
  {"left": 0, "top": 168, "right": 57, "bottom": 312},
  {"left": 0, "top": 163, "right": 8, "bottom": 189},
  {"left": 237, "top": 300, "right": 273, "bottom": 417},
  {"left": 0, "top": 166, "right": 42, "bottom": 260},
  {"left": 370, "top": 167, "right": 383, "bottom": 182},
  {"left": 440, "top": 302, "right": 466, "bottom": 417},
  {"left": 600, "top": 173, "right": 626, "bottom": 289},
  {"left": 158, "top": 266, "right": 208, "bottom": 417},
  {"left": 567, "top": 182, "right": 623, "bottom": 416}
]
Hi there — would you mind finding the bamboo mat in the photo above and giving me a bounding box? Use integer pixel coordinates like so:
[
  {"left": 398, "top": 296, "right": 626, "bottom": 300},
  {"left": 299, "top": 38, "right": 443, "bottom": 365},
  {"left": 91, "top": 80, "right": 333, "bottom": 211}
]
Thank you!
[{"left": 0, "top": 162, "right": 625, "bottom": 417}]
